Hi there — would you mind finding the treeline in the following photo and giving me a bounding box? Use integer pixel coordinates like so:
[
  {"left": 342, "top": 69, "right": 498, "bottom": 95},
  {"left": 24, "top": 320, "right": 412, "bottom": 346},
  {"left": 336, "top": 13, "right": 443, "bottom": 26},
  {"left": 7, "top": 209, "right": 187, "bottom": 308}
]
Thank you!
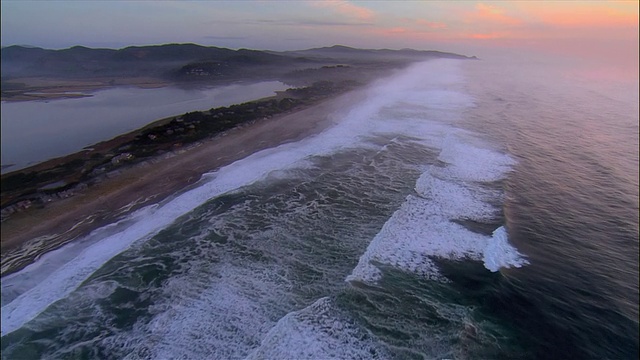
[{"left": 126, "top": 80, "right": 356, "bottom": 157}]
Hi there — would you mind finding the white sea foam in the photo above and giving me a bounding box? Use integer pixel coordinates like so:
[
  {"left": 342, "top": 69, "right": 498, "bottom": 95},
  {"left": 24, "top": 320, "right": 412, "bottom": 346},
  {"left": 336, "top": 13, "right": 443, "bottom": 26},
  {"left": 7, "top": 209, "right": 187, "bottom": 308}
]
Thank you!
[
  {"left": 346, "top": 62, "right": 527, "bottom": 284},
  {"left": 347, "top": 140, "right": 527, "bottom": 283},
  {"left": 415, "top": 172, "right": 495, "bottom": 220},
  {"left": 1, "top": 58, "right": 523, "bottom": 339},
  {"left": 104, "top": 257, "right": 368, "bottom": 360},
  {"left": 1, "top": 205, "right": 160, "bottom": 336},
  {"left": 246, "top": 297, "right": 387, "bottom": 360},
  {"left": 483, "top": 226, "right": 529, "bottom": 272},
  {"left": 346, "top": 195, "right": 489, "bottom": 283},
  {"left": 347, "top": 134, "right": 527, "bottom": 284},
  {"left": 1, "top": 129, "right": 341, "bottom": 335},
  {"left": 0, "top": 103, "right": 346, "bottom": 335},
  {"left": 128, "top": 267, "right": 278, "bottom": 359},
  {"left": 434, "top": 134, "right": 516, "bottom": 183}
]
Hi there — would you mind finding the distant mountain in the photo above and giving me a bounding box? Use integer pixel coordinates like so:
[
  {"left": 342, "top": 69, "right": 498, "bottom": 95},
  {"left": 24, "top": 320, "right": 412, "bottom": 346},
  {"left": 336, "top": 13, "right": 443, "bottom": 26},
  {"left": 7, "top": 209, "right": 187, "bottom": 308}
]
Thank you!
[
  {"left": 273, "top": 45, "right": 474, "bottom": 62},
  {"left": 1, "top": 43, "right": 474, "bottom": 81},
  {"left": 0, "top": 43, "right": 287, "bottom": 79}
]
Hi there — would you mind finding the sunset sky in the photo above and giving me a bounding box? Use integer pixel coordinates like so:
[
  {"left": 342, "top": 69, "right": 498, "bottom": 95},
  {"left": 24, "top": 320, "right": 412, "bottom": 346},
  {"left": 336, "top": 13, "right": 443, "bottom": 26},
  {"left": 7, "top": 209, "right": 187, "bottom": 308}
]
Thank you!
[{"left": 1, "top": 1, "right": 638, "bottom": 62}]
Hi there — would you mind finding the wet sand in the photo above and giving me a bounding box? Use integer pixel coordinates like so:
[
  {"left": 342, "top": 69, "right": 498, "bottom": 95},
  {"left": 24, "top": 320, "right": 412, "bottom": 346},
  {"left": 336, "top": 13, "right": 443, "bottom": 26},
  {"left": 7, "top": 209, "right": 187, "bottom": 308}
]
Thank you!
[{"left": 0, "top": 90, "right": 361, "bottom": 275}]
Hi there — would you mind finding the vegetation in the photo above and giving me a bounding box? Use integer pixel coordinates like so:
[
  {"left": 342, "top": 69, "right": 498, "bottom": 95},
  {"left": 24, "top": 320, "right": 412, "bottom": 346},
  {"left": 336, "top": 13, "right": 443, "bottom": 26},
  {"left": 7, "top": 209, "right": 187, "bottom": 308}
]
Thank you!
[
  {"left": 0, "top": 80, "right": 358, "bottom": 217},
  {"left": 0, "top": 44, "right": 475, "bottom": 217}
]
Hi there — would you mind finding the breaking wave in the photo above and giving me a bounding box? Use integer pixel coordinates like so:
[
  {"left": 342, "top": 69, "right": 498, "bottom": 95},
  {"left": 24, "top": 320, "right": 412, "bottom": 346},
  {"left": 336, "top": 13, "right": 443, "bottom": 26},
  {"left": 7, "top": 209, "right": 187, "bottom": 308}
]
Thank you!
[{"left": 2, "top": 59, "right": 528, "bottom": 358}]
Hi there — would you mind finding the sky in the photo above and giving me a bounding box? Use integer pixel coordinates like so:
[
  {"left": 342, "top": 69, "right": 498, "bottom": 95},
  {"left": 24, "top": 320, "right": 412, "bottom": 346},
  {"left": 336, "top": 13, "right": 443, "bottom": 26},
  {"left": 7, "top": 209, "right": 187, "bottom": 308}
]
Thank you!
[{"left": 1, "top": 0, "right": 638, "bottom": 64}]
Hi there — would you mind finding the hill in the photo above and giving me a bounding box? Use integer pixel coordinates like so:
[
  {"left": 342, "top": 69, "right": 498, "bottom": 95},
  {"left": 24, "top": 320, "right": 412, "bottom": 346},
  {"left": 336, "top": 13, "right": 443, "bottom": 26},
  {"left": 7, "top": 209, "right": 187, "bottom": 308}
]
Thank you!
[{"left": 1, "top": 43, "right": 475, "bottom": 81}]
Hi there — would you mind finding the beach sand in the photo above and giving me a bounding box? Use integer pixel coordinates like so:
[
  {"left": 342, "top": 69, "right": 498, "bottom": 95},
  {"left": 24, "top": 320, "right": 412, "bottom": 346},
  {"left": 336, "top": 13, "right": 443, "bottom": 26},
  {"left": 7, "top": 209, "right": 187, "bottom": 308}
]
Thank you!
[{"left": 0, "top": 90, "right": 362, "bottom": 275}]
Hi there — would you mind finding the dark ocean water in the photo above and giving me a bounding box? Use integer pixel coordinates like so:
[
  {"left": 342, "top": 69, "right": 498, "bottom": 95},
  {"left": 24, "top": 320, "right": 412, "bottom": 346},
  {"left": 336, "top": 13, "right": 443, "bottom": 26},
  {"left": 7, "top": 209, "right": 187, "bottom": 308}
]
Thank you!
[
  {"left": 462, "top": 58, "right": 639, "bottom": 359},
  {"left": 1, "top": 58, "right": 637, "bottom": 359}
]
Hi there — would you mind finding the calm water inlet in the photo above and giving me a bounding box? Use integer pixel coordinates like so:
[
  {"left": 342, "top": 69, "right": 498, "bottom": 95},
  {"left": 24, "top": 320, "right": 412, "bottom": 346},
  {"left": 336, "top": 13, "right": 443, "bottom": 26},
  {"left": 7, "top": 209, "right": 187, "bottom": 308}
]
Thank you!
[{"left": 1, "top": 81, "right": 288, "bottom": 173}]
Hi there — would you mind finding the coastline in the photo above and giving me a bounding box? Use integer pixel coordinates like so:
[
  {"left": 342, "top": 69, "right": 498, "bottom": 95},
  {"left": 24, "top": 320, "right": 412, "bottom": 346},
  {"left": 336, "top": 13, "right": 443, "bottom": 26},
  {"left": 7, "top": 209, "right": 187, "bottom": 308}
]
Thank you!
[
  {"left": 0, "top": 89, "right": 361, "bottom": 276},
  {"left": 1, "top": 77, "right": 170, "bottom": 102}
]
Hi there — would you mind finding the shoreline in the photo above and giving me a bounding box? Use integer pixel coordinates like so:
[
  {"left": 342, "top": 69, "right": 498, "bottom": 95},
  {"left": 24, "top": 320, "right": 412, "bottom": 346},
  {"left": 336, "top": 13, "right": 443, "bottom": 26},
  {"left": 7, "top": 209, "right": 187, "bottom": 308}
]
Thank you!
[
  {"left": 0, "top": 89, "right": 361, "bottom": 276},
  {"left": 0, "top": 76, "right": 170, "bottom": 102}
]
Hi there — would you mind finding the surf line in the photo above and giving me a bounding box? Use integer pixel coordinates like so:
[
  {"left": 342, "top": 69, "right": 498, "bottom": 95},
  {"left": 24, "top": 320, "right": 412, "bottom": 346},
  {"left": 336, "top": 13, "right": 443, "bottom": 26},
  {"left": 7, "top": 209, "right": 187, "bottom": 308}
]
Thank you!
[{"left": 346, "top": 129, "right": 528, "bottom": 284}]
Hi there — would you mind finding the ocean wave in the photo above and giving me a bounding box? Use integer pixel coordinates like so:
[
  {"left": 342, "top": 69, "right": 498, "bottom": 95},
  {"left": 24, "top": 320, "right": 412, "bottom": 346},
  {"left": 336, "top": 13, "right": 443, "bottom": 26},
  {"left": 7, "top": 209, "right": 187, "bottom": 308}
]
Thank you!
[
  {"left": 347, "top": 133, "right": 527, "bottom": 284},
  {"left": 246, "top": 297, "right": 388, "bottom": 360}
]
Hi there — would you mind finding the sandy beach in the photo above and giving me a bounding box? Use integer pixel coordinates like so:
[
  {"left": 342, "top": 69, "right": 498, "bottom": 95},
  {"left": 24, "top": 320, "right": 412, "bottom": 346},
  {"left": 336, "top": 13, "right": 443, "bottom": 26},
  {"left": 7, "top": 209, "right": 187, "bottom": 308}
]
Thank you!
[{"left": 0, "top": 90, "right": 361, "bottom": 275}]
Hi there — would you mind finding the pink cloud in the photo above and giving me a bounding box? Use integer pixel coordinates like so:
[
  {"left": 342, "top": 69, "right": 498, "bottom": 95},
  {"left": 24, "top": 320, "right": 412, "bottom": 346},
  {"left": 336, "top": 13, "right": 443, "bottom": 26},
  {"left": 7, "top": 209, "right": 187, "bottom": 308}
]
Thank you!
[
  {"left": 416, "top": 19, "right": 447, "bottom": 30},
  {"left": 517, "top": 1, "right": 638, "bottom": 28},
  {"left": 387, "top": 27, "right": 409, "bottom": 34},
  {"left": 467, "top": 3, "right": 522, "bottom": 26},
  {"left": 470, "top": 32, "right": 505, "bottom": 40},
  {"left": 312, "top": 0, "right": 375, "bottom": 21},
  {"left": 369, "top": 26, "right": 452, "bottom": 43}
]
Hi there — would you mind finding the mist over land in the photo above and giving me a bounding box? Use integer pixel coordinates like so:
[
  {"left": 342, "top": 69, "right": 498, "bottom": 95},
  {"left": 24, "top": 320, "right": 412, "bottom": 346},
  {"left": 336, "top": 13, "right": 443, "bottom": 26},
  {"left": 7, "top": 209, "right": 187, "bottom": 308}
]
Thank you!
[
  {"left": 1, "top": 43, "right": 473, "bottom": 99},
  {"left": 1, "top": 43, "right": 475, "bottom": 275},
  {"left": 0, "top": 1, "right": 637, "bottom": 358},
  {"left": 2, "top": 45, "right": 636, "bottom": 358}
]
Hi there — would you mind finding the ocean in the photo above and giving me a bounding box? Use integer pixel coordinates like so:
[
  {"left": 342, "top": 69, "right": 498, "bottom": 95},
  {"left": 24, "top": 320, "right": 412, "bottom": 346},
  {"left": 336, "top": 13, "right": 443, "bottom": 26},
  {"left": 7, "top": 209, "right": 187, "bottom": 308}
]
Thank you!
[{"left": 1, "top": 58, "right": 638, "bottom": 359}]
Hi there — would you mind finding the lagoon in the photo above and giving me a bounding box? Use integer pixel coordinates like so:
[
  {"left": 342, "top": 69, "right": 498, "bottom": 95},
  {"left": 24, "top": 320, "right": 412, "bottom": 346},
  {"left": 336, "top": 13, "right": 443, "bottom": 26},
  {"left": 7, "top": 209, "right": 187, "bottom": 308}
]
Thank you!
[{"left": 1, "top": 81, "right": 288, "bottom": 173}]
